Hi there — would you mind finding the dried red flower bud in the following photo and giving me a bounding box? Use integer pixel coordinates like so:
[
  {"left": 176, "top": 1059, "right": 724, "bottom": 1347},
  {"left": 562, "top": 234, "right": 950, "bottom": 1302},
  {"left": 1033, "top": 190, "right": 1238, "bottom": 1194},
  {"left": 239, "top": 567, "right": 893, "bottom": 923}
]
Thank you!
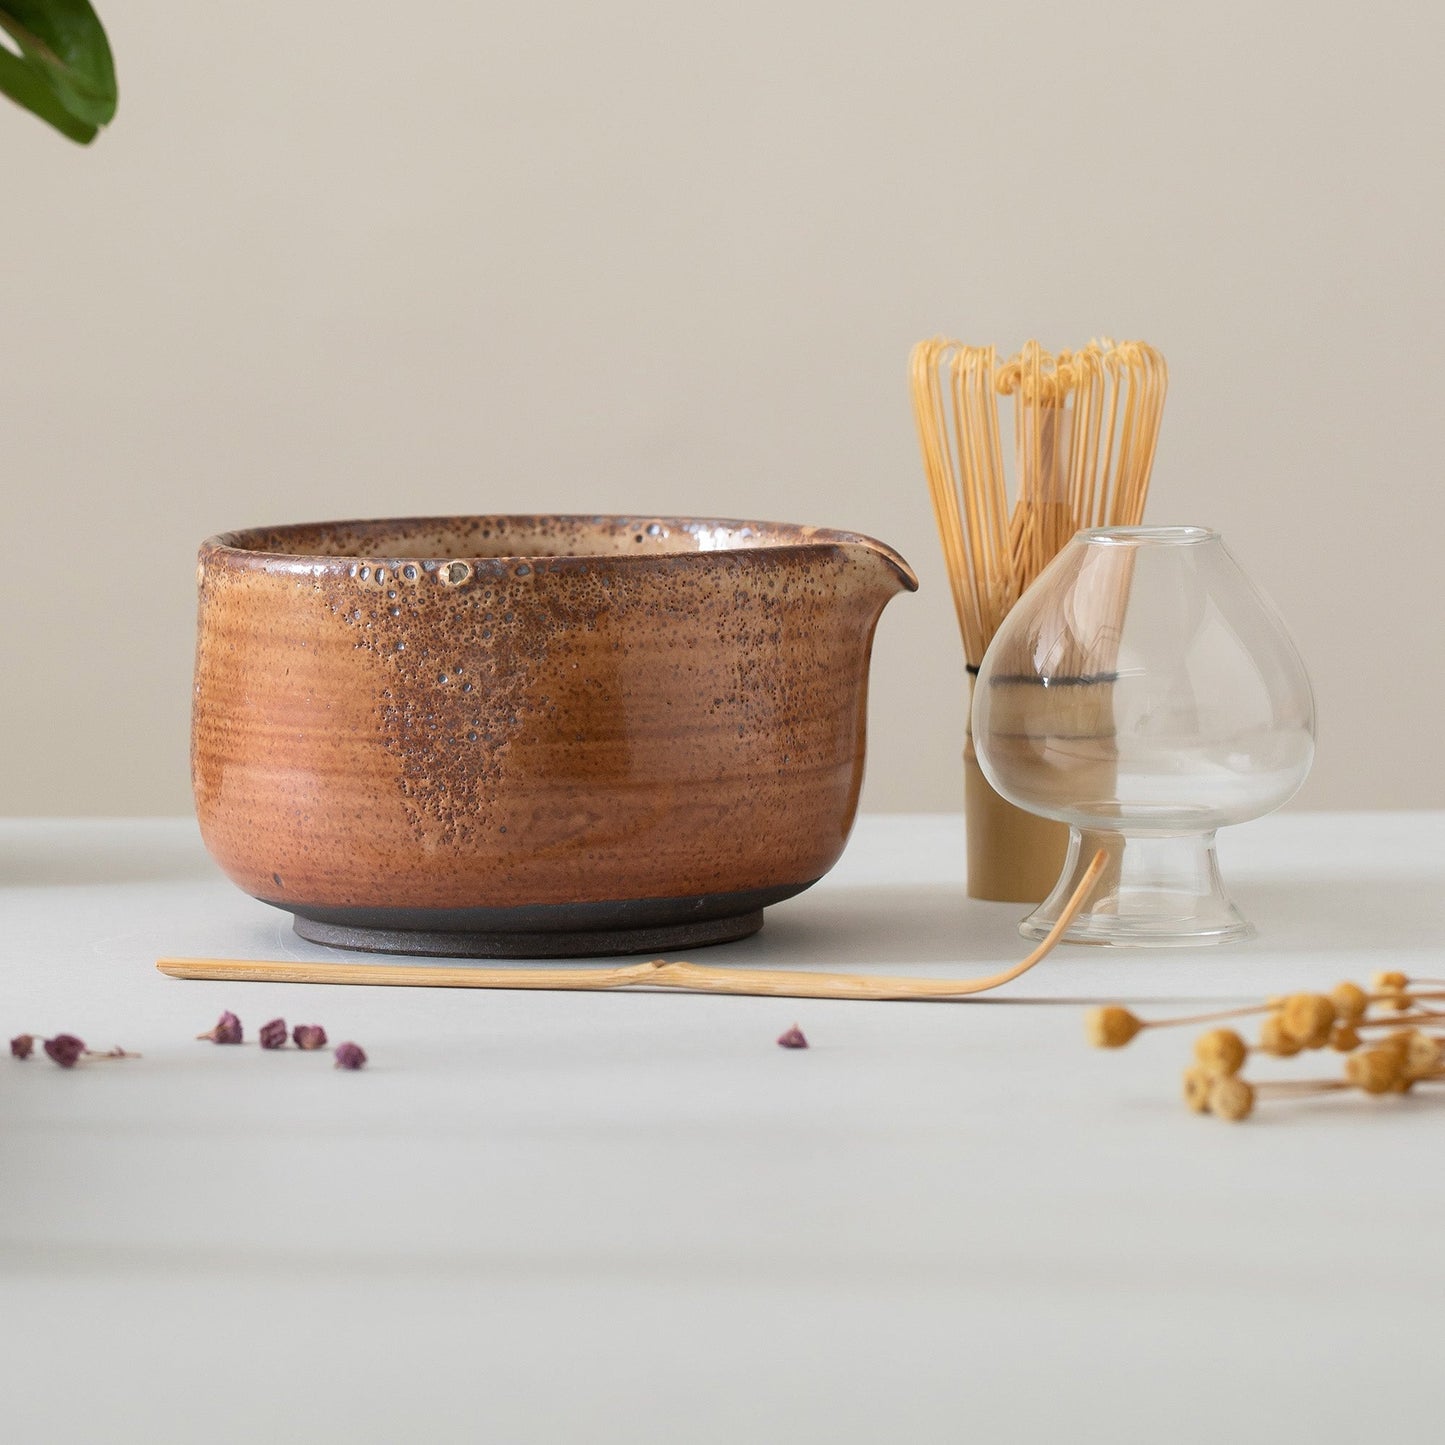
[
  {"left": 293, "top": 1024, "right": 327, "bottom": 1050},
  {"left": 197, "top": 1011, "right": 243, "bottom": 1044},
  {"left": 43, "top": 1034, "right": 86, "bottom": 1068},
  {"left": 333, "top": 1042, "right": 367, "bottom": 1070},
  {"left": 10, "top": 1033, "right": 35, "bottom": 1060},
  {"left": 776, "top": 1025, "right": 809, "bottom": 1049},
  {"left": 258, "top": 1018, "right": 288, "bottom": 1050}
]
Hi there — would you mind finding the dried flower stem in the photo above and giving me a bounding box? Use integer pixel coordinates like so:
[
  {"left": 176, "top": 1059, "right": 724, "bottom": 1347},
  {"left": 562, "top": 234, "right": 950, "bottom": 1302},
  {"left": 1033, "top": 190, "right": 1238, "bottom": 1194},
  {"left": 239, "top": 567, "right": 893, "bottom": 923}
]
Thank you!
[
  {"left": 1254, "top": 1071, "right": 1445, "bottom": 1096},
  {"left": 1354, "top": 1012, "right": 1445, "bottom": 1029},
  {"left": 1120, "top": 996, "right": 1445, "bottom": 1038},
  {"left": 1252, "top": 1079, "right": 1353, "bottom": 1096},
  {"left": 157, "top": 851, "right": 1111, "bottom": 1002},
  {"left": 1130, "top": 1002, "right": 1276, "bottom": 1033}
]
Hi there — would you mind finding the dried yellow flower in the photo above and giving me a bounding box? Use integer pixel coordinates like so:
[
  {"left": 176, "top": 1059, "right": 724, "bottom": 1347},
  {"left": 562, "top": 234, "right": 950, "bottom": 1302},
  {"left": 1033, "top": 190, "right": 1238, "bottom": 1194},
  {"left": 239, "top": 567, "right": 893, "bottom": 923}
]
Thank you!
[
  {"left": 1280, "top": 993, "right": 1337, "bottom": 1049},
  {"left": 1208, "top": 1075, "right": 1255, "bottom": 1122},
  {"left": 1194, "top": 1028, "right": 1248, "bottom": 1077},
  {"left": 1086, "top": 1006, "right": 1142, "bottom": 1049},
  {"left": 1391, "top": 1029, "right": 1441, "bottom": 1081},
  {"left": 1376, "top": 1032, "right": 1411, "bottom": 1064},
  {"left": 1345, "top": 1048, "right": 1403, "bottom": 1095},
  {"left": 1331, "top": 982, "right": 1369, "bottom": 1026},
  {"left": 1087, "top": 978, "right": 1441, "bottom": 1125},
  {"left": 1182, "top": 1066, "right": 1213, "bottom": 1114},
  {"left": 1373, "top": 970, "right": 1413, "bottom": 1012},
  {"left": 1329, "top": 1023, "right": 1361, "bottom": 1053},
  {"left": 1258, "top": 1012, "right": 1302, "bottom": 1058}
]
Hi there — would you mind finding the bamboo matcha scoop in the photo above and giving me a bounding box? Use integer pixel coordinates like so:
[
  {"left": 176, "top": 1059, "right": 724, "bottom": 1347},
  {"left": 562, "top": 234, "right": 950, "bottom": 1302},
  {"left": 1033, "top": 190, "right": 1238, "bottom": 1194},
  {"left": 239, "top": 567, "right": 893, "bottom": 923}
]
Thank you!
[{"left": 157, "top": 851, "right": 1107, "bottom": 1001}]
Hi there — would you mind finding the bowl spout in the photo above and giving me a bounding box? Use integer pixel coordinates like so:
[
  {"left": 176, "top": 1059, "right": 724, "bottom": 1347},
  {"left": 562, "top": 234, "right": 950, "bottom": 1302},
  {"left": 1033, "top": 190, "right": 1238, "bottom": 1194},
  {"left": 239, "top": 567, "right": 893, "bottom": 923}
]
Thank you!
[{"left": 836, "top": 532, "right": 919, "bottom": 606}]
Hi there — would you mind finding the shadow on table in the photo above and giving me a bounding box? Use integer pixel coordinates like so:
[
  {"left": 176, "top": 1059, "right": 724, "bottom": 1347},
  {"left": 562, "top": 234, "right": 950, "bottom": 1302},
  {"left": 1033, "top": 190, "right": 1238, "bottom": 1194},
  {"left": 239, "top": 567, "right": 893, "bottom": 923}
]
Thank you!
[
  {"left": 1229, "top": 877, "right": 1445, "bottom": 955},
  {"left": 725, "top": 883, "right": 1035, "bottom": 968},
  {"left": 254, "top": 881, "right": 1036, "bottom": 973},
  {"left": 167, "top": 878, "right": 1280, "bottom": 1005},
  {"left": 727, "top": 874, "right": 1445, "bottom": 972}
]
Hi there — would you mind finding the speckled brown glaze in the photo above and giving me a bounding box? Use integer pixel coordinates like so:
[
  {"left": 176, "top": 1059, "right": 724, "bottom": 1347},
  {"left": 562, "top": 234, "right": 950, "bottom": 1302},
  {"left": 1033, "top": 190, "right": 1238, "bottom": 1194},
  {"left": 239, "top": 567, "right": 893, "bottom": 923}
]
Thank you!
[{"left": 192, "top": 515, "right": 916, "bottom": 956}]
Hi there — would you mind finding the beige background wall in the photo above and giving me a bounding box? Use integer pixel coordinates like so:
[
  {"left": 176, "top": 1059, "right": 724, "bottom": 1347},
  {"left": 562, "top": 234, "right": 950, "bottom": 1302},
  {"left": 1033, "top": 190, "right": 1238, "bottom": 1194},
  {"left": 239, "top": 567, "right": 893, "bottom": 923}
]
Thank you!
[{"left": 4, "top": 0, "right": 1441, "bottom": 816}]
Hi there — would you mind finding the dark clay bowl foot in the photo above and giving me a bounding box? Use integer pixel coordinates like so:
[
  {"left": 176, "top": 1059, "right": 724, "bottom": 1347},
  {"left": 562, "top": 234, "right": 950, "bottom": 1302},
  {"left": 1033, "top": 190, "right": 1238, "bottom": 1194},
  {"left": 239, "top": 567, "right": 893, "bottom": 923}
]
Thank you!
[
  {"left": 278, "top": 880, "right": 815, "bottom": 959},
  {"left": 292, "top": 909, "right": 765, "bottom": 959}
]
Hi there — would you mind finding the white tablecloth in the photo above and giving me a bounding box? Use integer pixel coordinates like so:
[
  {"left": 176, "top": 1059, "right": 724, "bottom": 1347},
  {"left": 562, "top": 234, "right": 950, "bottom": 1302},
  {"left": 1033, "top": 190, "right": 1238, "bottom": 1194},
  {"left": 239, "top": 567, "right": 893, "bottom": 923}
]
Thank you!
[{"left": 2, "top": 813, "right": 1441, "bottom": 1443}]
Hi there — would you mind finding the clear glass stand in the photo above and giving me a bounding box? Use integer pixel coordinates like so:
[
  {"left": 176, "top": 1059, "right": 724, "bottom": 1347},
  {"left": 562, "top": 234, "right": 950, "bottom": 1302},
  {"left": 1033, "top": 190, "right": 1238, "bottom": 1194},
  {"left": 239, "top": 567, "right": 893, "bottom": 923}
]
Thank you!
[
  {"left": 974, "top": 527, "right": 1315, "bottom": 948},
  {"left": 1019, "top": 827, "right": 1255, "bottom": 947}
]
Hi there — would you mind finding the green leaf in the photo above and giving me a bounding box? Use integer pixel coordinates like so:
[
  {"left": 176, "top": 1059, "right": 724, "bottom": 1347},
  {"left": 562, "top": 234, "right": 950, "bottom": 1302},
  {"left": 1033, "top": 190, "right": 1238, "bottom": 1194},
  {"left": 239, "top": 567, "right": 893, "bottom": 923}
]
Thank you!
[
  {"left": 0, "top": 0, "right": 115, "bottom": 142},
  {"left": 0, "top": 44, "right": 97, "bottom": 141}
]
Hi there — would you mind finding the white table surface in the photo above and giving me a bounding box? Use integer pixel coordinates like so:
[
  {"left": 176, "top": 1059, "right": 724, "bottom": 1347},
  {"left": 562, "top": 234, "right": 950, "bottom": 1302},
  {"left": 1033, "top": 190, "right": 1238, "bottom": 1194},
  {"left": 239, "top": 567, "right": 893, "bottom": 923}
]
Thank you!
[{"left": 3, "top": 812, "right": 1443, "bottom": 1444}]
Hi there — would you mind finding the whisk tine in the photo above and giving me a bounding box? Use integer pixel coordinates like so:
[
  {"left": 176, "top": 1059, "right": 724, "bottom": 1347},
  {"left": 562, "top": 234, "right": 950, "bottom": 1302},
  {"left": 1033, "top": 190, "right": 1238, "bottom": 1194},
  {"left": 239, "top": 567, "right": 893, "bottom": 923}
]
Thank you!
[{"left": 908, "top": 336, "right": 1168, "bottom": 670}]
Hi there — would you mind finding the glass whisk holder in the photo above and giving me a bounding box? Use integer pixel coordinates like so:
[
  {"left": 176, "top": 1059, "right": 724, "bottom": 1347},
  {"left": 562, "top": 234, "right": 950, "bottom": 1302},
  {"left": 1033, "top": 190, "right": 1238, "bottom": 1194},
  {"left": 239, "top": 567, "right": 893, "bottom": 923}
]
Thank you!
[{"left": 972, "top": 527, "right": 1315, "bottom": 946}]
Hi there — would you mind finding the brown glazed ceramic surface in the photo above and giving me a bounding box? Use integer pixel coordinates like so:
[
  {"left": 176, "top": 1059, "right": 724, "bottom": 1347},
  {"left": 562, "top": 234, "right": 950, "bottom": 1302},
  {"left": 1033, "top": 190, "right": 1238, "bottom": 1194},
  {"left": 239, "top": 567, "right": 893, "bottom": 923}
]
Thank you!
[{"left": 192, "top": 516, "right": 916, "bottom": 956}]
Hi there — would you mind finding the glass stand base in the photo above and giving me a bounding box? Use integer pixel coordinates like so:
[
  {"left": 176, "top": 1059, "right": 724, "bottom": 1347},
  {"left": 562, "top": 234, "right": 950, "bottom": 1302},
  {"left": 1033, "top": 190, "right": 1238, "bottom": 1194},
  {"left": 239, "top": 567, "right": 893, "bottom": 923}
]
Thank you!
[{"left": 1019, "top": 827, "right": 1255, "bottom": 948}]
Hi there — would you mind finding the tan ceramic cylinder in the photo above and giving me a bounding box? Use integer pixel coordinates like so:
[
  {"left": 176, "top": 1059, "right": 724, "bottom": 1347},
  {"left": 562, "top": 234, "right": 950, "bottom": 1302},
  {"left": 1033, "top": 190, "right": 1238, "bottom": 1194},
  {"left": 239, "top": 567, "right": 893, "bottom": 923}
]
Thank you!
[{"left": 963, "top": 677, "right": 1070, "bottom": 903}]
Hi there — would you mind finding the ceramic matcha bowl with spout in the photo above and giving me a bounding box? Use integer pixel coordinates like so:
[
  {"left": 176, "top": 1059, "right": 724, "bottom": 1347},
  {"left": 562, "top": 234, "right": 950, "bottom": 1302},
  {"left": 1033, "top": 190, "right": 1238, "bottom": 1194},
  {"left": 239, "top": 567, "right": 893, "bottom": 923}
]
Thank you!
[{"left": 192, "top": 515, "right": 916, "bottom": 957}]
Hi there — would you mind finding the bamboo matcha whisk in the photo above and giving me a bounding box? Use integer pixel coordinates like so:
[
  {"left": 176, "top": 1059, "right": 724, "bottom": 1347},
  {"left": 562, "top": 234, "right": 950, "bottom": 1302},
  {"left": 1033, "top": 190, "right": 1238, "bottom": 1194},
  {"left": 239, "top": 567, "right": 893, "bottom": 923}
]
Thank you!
[{"left": 909, "top": 338, "right": 1168, "bottom": 902}]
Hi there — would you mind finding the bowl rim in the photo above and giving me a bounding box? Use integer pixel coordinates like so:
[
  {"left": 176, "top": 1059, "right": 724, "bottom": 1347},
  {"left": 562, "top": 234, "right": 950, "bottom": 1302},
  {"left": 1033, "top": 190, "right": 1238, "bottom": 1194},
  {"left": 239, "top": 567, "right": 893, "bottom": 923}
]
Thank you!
[{"left": 199, "top": 513, "right": 919, "bottom": 590}]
